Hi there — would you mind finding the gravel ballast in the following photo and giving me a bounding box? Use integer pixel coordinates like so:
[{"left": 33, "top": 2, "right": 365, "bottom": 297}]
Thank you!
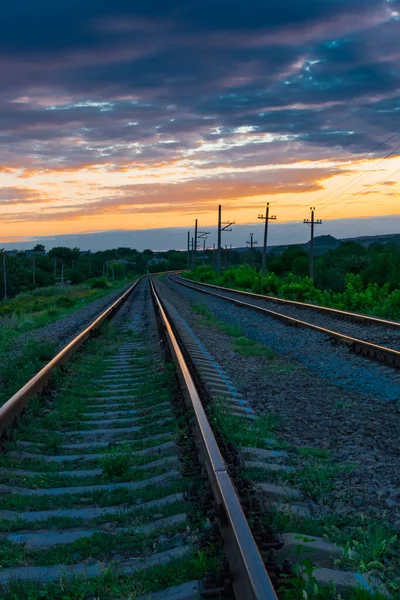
[
  {"left": 179, "top": 278, "right": 400, "bottom": 350},
  {"left": 157, "top": 276, "right": 400, "bottom": 529},
  {"left": 170, "top": 278, "right": 400, "bottom": 403}
]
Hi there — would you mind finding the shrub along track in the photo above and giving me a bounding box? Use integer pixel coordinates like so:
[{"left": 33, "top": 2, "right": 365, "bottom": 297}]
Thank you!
[
  {"left": 173, "top": 276, "right": 400, "bottom": 369},
  {"left": 0, "top": 278, "right": 277, "bottom": 600}
]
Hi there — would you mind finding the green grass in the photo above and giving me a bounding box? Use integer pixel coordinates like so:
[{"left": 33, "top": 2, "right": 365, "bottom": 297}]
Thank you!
[
  {"left": 267, "top": 505, "right": 399, "bottom": 597},
  {"left": 0, "top": 498, "right": 188, "bottom": 533},
  {"left": 190, "top": 300, "right": 276, "bottom": 358},
  {"left": 209, "top": 398, "right": 279, "bottom": 449},
  {"left": 0, "top": 519, "right": 192, "bottom": 568},
  {"left": 297, "top": 446, "right": 330, "bottom": 459},
  {"left": 190, "top": 302, "right": 217, "bottom": 321},
  {"left": 0, "top": 551, "right": 218, "bottom": 600},
  {"left": 0, "top": 279, "right": 133, "bottom": 333},
  {"left": 219, "top": 323, "right": 243, "bottom": 337},
  {"left": 232, "top": 335, "right": 275, "bottom": 358}
]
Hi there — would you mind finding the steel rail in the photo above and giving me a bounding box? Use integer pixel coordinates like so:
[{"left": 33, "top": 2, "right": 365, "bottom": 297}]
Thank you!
[
  {"left": 0, "top": 278, "right": 142, "bottom": 438},
  {"left": 150, "top": 277, "right": 278, "bottom": 600},
  {"left": 172, "top": 276, "right": 400, "bottom": 369},
  {"left": 174, "top": 275, "right": 400, "bottom": 330}
]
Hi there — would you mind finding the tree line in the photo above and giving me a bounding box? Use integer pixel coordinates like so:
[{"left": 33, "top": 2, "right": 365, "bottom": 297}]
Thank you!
[{"left": 0, "top": 245, "right": 187, "bottom": 299}]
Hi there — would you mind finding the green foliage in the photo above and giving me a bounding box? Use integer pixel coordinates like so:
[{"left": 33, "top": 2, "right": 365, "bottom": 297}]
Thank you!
[
  {"left": 101, "top": 452, "right": 131, "bottom": 480},
  {"left": 187, "top": 251, "right": 400, "bottom": 319},
  {"left": 0, "top": 328, "right": 55, "bottom": 406},
  {"left": 87, "top": 276, "right": 109, "bottom": 289}
]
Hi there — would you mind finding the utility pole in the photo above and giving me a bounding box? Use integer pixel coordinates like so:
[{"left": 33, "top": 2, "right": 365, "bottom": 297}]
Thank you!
[
  {"left": 303, "top": 207, "right": 322, "bottom": 280},
  {"left": 212, "top": 243, "right": 215, "bottom": 267},
  {"left": 217, "top": 205, "right": 235, "bottom": 278},
  {"left": 197, "top": 230, "right": 210, "bottom": 267},
  {"left": 258, "top": 203, "right": 277, "bottom": 277},
  {"left": 229, "top": 244, "right": 232, "bottom": 267},
  {"left": 246, "top": 233, "right": 258, "bottom": 267},
  {"left": 187, "top": 231, "right": 190, "bottom": 270},
  {"left": 32, "top": 257, "right": 36, "bottom": 286},
  {"left": 191, "top": 237, "right": 194, "bottom": 267},
  {"left": 203, "top": 239, "right": 206, "bottom": 265},
  {"left": 2, "top": 251, "right": 7, "bottom": 301},
  {"left": 193, "top": 219, "right": 198, "bottom": 268}
]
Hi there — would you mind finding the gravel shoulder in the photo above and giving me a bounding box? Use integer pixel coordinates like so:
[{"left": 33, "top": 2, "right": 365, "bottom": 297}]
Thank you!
[
  {"left": 181, "top": 278, "right": 400, "bottom": 350},
  {"left": 158, "top": 276, "right": 400, "bottom": 532}
]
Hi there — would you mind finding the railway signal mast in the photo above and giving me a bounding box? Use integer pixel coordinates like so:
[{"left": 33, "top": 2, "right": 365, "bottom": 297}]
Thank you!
[
  {"left": 303, "top": 207, "right": 322, "bottom": 281},
  {"left": 246, "top": 233, "right": 258, "bottom": 267},
  {"left": 197, "top": 230, "right": 210, "bottom": 265},
  {"left": 217, "top": 205, "right": 235, "bottom": 277},
  {"left": 258, "top": 203, "right": 277, "bottom": 277}
]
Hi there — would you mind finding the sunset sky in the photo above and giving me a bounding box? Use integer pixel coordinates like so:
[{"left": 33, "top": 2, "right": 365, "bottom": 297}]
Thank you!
[{"left": 1, "top": 0, "right": 400, "bottom": 250}]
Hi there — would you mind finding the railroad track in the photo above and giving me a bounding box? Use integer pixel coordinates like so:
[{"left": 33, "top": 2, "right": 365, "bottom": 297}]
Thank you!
[
  {"left": 172, "top": 276, "right": 400, "bottom": 369},
  {"left": 0, "top": 277, "right": 279, "bottom": 600}
]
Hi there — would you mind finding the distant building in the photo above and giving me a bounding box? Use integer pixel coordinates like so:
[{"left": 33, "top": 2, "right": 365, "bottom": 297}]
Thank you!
[
  {"left": 118, "top": 258, "right": 136, "bottom": 266},
  {"left": 25, "top": 250, "right": 46, "bottom": 257},
  {"left": 147, "top": 257, "right": 168, "bottom": 267}
]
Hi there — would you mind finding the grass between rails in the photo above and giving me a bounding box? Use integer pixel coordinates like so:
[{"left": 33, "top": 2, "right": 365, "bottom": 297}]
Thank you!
[
  {"left": 0, "top": 519, "right": 193, "bottom": 568},
  {"left": 0, "top": 312, "right": 221, "bottom": 599},
  {"left": 0, "top": 551, "right": 218, "bottom": 600},
  {"left": 0, "top": 462, "right": 175, "bottom": 490},
  {"left": 0, "top": 498, "right": 189, "bottom": 533}
]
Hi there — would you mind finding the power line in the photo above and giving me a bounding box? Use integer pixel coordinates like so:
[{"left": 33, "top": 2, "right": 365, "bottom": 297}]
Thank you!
[{"left": 273, "top": 131, "right": 400, "bottom": 221}]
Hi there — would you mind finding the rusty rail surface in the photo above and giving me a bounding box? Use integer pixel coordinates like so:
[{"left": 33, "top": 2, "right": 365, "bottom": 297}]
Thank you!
[
  {"left": 172, "top": 276, "right": 400, "bottom": 369},
  {"left": 0, "top": 278, "right": 142, "bottom": 438},
  {"left": 175, "top": 275, "right": 400, "bottom": 330},
  {"left": 150, "top": 277, "right": 278, "bottom": 600}
]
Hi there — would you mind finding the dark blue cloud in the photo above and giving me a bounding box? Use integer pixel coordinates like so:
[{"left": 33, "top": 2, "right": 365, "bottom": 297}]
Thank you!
[{"left": 0, "top": 0, "right": 398, "bottom": 170}]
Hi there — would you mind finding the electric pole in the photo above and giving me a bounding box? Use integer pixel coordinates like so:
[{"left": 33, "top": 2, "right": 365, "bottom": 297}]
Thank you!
[
  {"left": 303, "top": 207, "right": 322, "bottom": 280},
  {"left": 258, "top": 203, "right": 277, "bottom": 277},
  {"left": 187, "top": 231, "right": 190, "bottom": 270},
  {"left": 197, "top": 230, "right": 210, "bottom": 266},
  {"left": 2, "top": 251, "right": 7, "bottom": 301},
  {"left": 246, "top": 233, "right": 258, "bottom": 267},
  {"left": 217, "top": 205, "right": 235, "bottom": 278},
  {"left": 33, "top": 257, "right": 36, "bottom": 286},
  {"left": 193, "top": 219, "right": 198, "bottom": 268}
]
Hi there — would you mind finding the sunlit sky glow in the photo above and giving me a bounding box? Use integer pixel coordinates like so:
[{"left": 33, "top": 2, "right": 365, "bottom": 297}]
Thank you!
[{"left": 1, "top": 0, "right": 400, "bottom": 249}]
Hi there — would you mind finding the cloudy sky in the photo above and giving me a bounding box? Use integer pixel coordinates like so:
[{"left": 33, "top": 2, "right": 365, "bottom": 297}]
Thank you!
[{"left": 1, "top": 0, "right": 400, "bottom": 250}]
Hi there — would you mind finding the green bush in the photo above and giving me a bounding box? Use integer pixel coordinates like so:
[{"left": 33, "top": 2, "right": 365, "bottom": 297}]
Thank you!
[
  {"left": 87, "top": 277, "right": 109, "bottom": 290},
  {"left": 186, "top": 265, "right": 400, "bottom": 320}
]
